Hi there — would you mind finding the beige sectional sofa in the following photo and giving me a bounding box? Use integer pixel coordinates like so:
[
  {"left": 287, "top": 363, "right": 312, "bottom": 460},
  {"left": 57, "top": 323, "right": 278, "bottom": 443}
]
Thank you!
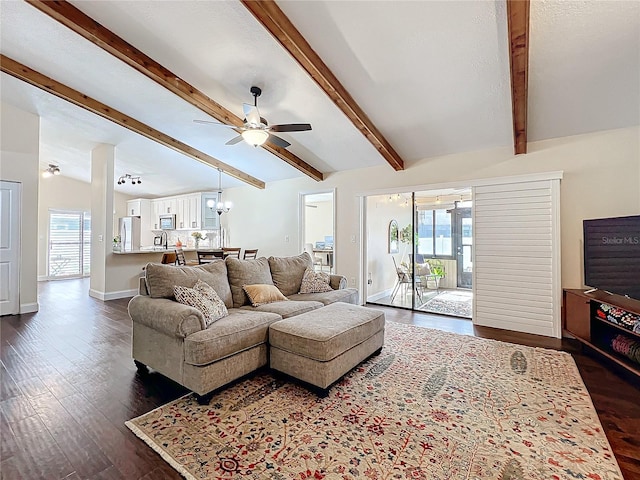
[{"left": 128, "top": 252, "right": 359, "bottom": 400}]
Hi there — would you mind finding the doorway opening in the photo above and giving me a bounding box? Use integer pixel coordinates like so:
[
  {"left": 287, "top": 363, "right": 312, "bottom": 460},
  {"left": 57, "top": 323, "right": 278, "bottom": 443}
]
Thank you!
[
  {"left": 300, "top": 190, "right": 335, "bottom": 273},
  {"left": 365, "top": 188, "right": 473, "bottom": 319},
  {"left": 47, "top": 210, "right": 91, "bottom": 279}
]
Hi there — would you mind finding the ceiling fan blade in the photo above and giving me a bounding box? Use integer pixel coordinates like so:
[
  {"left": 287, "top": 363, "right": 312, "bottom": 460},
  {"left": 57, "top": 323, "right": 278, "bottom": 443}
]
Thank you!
[
  {"left": 225, "top": 135, "right": 244, "bottom": 146},
  {"left": 266, "top": 134, "right": 291, "bottom": 149},
  {"left": 270, "top": 123, "right": 312, "bottom": 132},
  {"left": 242, "top": 103, "right": 261, "bottom": 126},
  {"left": 194, "top": 119, "right": 236, "bottom": 128}
]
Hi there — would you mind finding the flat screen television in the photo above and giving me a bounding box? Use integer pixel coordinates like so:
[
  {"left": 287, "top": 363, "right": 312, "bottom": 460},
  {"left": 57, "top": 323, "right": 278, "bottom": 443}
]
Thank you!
[{"left": 583, "top": 215, "right": 640, "bottom": 300}]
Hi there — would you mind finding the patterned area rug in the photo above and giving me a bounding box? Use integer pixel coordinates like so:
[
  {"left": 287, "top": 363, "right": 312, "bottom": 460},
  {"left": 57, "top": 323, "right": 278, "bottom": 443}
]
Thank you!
[
  {"left": 420, "top": 290, "right": 473, "bottom": 318},
  {"left": 126, "top": 322, "right": 622, "bottom": 480}
]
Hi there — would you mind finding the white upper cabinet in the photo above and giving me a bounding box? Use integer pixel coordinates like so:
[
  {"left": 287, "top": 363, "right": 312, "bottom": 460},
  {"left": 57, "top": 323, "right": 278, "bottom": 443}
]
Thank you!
[
  {"left": 201, "top": 193, "right": 219, "bottom": 230},
  {"left": 126, "top": 199, "right": 142, "bottom": 217},
  {"left": 149, "top": 192, "right": 217, "bottom": 230}
]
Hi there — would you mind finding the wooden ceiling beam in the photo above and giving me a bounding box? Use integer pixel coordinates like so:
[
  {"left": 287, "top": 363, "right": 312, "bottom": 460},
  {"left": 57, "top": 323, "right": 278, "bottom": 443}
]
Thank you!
[
  {"left": 507, "top": 0, "right": 530, "bottom": 155},
  {"left": 26, "top": 0, "right": 324, "bottom": 182},
  {"left": 1, "top": 55, "right": 265, "bottom": 189},
  {"left": 241, "top": 0, "right": 405, "bottom": 172}
]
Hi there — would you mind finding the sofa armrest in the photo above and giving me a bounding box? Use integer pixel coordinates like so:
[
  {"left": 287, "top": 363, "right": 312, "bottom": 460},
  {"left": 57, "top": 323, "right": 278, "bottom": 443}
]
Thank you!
[
  {"left": 128, "top": 295, "right": 205, "bottom": 338},
  {"left": 329, "top": 274, "right": 347, "bottom": 290}
]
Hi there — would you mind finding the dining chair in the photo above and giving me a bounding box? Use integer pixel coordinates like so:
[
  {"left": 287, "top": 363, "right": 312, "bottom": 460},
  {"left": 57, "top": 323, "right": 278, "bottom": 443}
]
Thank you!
[
  {"left": 390, "top": 257, "right": 422, "bottom": 302},
  {"left": 222, "top": 247, "right": 241, "bottom": 259},
  {"left": 197, "top": 250, "right": 223, "bottom": 264},
  {"left": 243, "top": 248, "right": 259, "bottom": 259},
  {"left": 304, "top": 243, "right": 324, "bottom": 272},
  {"left": 161, "top": 252, "right": 177, "bottom": 265},
  {"left": 174, "top": 248, "right": 186, "bottom": 266}
]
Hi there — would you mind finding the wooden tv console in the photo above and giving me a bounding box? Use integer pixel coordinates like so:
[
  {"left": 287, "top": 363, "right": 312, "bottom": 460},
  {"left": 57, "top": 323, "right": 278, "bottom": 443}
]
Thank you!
[{"left": 563, "top": 288, "right": 640, "bottom": 378}]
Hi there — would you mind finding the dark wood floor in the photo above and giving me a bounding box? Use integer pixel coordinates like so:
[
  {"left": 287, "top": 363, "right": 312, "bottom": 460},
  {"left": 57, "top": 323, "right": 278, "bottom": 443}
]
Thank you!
[{"left": 1, "top": 278, "right": 638, "bottom": 479}]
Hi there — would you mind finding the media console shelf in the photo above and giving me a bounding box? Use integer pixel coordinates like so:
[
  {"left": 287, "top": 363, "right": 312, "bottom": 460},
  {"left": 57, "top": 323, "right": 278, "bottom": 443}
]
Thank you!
[{"left": 563, "top": 289, "right": 640, "bottom": 378}]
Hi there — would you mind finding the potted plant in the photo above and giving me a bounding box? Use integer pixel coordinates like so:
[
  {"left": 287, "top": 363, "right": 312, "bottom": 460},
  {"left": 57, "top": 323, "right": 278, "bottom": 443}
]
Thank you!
[{"left": 191, "top": 231, "right": 204, "bottom": 248}]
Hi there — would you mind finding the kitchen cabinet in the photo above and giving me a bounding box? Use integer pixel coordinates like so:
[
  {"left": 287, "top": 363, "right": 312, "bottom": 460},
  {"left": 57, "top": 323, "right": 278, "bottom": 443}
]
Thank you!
[
  {"left": 189, "top": 194, "right": 201, "bottom": 229},
  {"left": 125, "top": 199, "right": 153, "bottom": 245},
  {"left": 126, "top": 199, "right": 145, "bottom": 217},
  {"left": 201, "top": 193, "right": 218, "bottom": 230},
  {"left": 150, "top": 192, "right": 217, "bottom": 231}
]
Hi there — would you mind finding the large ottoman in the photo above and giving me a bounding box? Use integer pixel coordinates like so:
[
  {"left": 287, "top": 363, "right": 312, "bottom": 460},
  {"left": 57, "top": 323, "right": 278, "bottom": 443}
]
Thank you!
[{"left": 269, "top": 302, "right": 385, "bottom": 391}]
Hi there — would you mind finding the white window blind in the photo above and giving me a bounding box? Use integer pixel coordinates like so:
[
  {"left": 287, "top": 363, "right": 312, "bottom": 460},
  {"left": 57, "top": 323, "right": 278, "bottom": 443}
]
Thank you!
[{"left": 473, "top": 179, "right": 561, "bottom": 338}]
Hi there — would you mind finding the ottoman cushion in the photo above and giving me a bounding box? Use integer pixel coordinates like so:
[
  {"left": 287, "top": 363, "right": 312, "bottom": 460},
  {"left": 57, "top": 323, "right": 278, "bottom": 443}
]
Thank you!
[{"left": 269, "top": 302, "right": 385, "bottom": 362}]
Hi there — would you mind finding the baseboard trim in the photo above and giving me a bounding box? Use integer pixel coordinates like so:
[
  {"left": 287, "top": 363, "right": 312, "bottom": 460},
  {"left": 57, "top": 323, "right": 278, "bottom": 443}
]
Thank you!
[
  {"left": 20, "top": 302, "right": 39, "bottom": 314},
  {"left": 89, "top": 288, "right": 137, "bottom": 301},
  {"left": 367, "top": 288, "right": 393, "bottom": 302}
]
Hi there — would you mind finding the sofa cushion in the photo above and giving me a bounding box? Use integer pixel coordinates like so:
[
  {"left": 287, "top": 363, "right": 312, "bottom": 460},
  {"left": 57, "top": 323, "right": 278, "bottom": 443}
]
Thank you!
[
  {"left": 184, "top": 309, "right": 281, "bottom": 366},
  {"left": 243, "top": 284, "right": 288, "bottom": 306},
  {"left": 145, "top": 261, "right": 233, "bottom": 308},
  {"left": 174, "top": 280, "right": 228, "bottom": 327},
  {"left": 287, "top": 287, "right": 359, "bottom": 306},
  {"left": 268, "top": 252, "right": 313, "bottom": 296},
  {"left": 240, "top": 300, "right": 323, "bottom": 319},
  {"left": 226, "top": 257, "right": 273, "bottom": 308},
  {"left": 299, "top": 267, "right": 333, "bottom": 294}
]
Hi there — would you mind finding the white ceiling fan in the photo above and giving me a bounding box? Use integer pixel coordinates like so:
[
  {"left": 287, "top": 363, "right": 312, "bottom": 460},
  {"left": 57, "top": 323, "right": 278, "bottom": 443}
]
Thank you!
[{"left": 194, "top": 86, "right": 312, "bottom": 148}]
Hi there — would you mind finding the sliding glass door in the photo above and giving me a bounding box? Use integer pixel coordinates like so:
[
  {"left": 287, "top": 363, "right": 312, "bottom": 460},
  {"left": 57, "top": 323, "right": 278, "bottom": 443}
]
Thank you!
[
  {"left": 48, "top": 210, "right": 91, "bottom": 278},
  {"left": 366, "top": 189, "right": 473, "bottom": 318}
]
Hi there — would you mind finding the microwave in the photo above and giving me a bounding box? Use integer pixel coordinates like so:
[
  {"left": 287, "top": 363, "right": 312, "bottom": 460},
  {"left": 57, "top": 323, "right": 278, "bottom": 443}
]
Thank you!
[{"left": 159, "top": 214, "right": 176, "bottom": 230}]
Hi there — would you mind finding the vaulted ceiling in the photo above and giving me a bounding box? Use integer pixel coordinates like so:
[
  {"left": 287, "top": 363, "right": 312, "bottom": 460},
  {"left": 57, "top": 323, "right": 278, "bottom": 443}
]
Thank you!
[{"left": 1, "top": 1, "right": 638, "bottom": 196}]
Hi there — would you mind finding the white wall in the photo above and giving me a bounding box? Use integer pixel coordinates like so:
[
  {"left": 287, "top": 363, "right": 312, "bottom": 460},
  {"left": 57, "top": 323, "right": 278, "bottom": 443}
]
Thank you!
[
  {"left": 224, "top": 127, "right": 640, "bottom": 297},
  {"left": 0, "top": 102, "right": 40, "bottom": 313},
  {"left": 37, "top": 174, "right": 132, "bottom": 279},
  {"left": 304, "top": 200, "right": 333, "bottom": 247}
]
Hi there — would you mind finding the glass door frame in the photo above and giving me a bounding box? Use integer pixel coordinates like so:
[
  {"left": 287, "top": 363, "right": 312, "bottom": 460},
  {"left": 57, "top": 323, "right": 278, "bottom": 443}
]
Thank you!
[{"left": 452, "top": 206, "right": 472, "bottom": 288}]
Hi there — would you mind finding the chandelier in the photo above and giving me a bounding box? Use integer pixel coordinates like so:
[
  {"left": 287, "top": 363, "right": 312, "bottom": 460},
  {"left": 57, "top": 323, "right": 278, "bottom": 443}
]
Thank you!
[{"left": 206, "top": 169, "right": 232, "bottom": 247}]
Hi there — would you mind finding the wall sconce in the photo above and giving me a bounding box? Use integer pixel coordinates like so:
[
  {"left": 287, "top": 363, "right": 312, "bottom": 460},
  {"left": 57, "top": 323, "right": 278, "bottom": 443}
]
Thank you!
[
  {"left": 42, "top": 164, "right": 61, "bottom": 178},
  {"left": 117, "top": 174, "right": 142, "bottom": 185}
]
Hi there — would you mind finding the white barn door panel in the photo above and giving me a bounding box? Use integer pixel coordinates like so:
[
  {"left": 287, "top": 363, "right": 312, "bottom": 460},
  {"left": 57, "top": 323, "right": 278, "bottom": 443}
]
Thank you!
[{"left": 473, "top": 179, "right": 561, "bottom": 338}]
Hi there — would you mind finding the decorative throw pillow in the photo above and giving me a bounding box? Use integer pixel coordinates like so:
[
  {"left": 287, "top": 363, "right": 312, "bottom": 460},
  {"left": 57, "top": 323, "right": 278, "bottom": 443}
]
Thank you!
[
  {"left": 243, "top": 284, "right": 288, "bottom": 307},
  {"left": 415, "top": 262, "right": 431, "bottom": 276},
  {"left": 174, "top": 280, "right": 228, "bottom": 327},
  {"left": 299, "top": 267, "right": 333, "bottom": 294}
]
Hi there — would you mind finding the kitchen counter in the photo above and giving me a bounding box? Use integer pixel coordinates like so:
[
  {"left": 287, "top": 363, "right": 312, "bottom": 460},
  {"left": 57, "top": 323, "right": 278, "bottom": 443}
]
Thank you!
[{"left": 112, "top": 246, "right": 220, "bottom": 254}]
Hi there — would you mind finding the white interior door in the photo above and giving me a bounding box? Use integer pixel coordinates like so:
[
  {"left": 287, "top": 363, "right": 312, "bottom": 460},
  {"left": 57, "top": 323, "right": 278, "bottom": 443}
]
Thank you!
[{"left": 0, "top": 181, "right": 21, "bottom": 316}]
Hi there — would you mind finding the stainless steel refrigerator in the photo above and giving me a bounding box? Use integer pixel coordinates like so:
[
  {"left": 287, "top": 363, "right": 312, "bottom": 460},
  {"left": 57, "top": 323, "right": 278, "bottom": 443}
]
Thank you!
[{"left": 119, "top": 216, "right": 141, "bottom": 252}]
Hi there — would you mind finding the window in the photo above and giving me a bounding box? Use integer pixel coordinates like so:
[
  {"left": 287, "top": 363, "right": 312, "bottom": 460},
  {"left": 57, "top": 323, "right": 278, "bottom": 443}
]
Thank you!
[
  {"left": 48, "top": 210, "right": 91, "bottom": 278},
  {"left": 417, "top": 209, "right": 452, "bottom": 258}
]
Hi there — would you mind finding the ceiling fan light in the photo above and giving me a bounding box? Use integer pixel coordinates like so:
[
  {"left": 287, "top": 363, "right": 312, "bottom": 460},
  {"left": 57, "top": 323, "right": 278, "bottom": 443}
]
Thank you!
[
  {"left": 241, "top": 129, "right": 269, "bottom": 147},
  {"left": 42, "top": 169, "right": 52, "bottom": 178}
]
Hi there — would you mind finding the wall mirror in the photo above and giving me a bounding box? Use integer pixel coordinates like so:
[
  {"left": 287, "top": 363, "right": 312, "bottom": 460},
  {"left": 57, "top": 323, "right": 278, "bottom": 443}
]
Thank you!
[{"left": 388, "top": 219, "right": 399, "bottom": 253}]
